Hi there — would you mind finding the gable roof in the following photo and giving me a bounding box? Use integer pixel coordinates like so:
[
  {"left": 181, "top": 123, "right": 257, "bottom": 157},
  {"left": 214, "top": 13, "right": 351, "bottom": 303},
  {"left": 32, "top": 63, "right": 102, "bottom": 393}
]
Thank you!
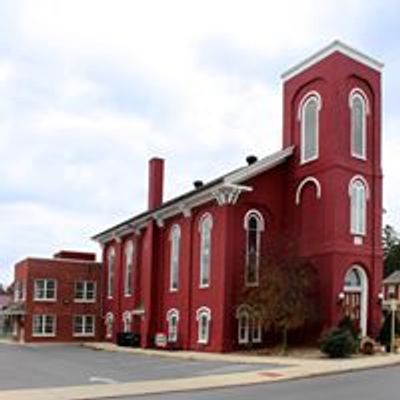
[
  {"left": 92, "top": 146, "right": 294, "bottom": 243},
  {"left": 281, "top": 40, "right": 384, "bottom": 82},
  {"left": 383, "top": 270, "right": 400, "bottom": 285}
]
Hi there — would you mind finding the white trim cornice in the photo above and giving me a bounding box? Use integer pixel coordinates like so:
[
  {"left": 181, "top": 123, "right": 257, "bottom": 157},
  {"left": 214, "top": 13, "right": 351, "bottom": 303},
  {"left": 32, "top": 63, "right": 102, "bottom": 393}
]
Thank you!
[{"left": 281, "top": 40, "right": 383, "bottom": 82}]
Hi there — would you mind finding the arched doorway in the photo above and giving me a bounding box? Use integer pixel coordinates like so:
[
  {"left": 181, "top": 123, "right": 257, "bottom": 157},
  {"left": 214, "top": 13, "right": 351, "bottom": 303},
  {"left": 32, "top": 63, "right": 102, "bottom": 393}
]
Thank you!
[{"left": 343, "top": 265, "right": 368, "bottom": 336}]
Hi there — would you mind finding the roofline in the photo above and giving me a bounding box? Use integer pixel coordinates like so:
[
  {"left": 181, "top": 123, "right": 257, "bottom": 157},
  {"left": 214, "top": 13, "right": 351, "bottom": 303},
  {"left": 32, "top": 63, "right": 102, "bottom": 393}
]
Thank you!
[
  {"left": 16, "top": 257, "right": 102, "bottom": 266},
  {"left": 92, "top": 146, "right": 294, "bottom": 243},
  {"left": 281, "top": 40, "right": 384, "bottom": 82}
]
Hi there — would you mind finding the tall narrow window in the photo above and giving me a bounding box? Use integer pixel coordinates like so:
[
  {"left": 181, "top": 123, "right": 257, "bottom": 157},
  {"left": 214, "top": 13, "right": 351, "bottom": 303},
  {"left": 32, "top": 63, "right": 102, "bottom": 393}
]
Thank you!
[
  {"left": 166, "top": 309, "right": 179, "bottom": 343},
  {"left": 196, "top": 307, "right": 211, "bottom": 344},
  {"left": 169, "top": 225, "right": 181, "bottom": 291},
  {"left": 199, "top": 214, "right": 213, "bottom": 288},
  {"left": 122, "top": 311, "right": 132, "bottom": 333},
  {"left": 244, "top": 210, "right": 264, "bottom": 286},
  {"left": 300, "top": 94, "right": 320, "bottom": 163},
  {"left": 107, "top": 247, "right": 115, "bottom": 298},
  {"left": 252, "top": 312, "right": 262, "bottom": 343},
  {"left": 350, "top": 91, "right": 367, "bottom": 159},
  {"left": 350, "top": 178, "right": 367, "bottom": 236},
  {"left": 124, "top": 241, "right": 134, "bottom": 296},
  {"left": 105, "top": 312, "right": 114, "bottom": 339},
  {"left": 237, "top": 308, "right": 250, "bottom": 344}
]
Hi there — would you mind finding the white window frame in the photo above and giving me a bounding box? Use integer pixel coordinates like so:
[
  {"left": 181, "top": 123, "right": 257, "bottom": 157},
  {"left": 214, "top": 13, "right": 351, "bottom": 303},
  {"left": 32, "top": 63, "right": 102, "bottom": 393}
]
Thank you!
[
  {"left": 169, "top": 225, "right": 181, "bottom": 292},
  {"left": 122, "top": 311, "right": 132, "bottom": 333},
  {"left": 166, "top": 308, "right": 179, "bottom": 343},
  {"left": 107, "top": 247, "right": 115, "bottom": 299},
  {"left": 74, "top": 281, "right": 96, "bottom": 303},
  {"left": 237, "top": 308, "right": 250, "bottom": 344},
  {"left": 199, "top": 213, "right": 213, "bottom": 289},
  {"left": 105, "top": 312, "right": 114, "bottom": 339},
  {"left": 32, "top": 314, "right": 56, "bottom": 337},
  {"left": 124, "top": 241, "right": 134, "bottom": 297},
  {"left": 349, "top": 89, "right": 369, "bottom": 160},
  {"left": 349, "top": 176, "right": 369, "bottom": 237},
  {"left": 244, "top": 210, "right": 265, "bottom": 287},
  {"left": 33, "top": 279, "right": 57, "bottom": 301},
  {"left": 73, "top": 315, "right": 95, "bottom": 337},
  {"left": 196, "top": 307, "right": 211, "bottom": 344},
  {"left": 298, "top": 92, "right": 321, "bottom": 164}
]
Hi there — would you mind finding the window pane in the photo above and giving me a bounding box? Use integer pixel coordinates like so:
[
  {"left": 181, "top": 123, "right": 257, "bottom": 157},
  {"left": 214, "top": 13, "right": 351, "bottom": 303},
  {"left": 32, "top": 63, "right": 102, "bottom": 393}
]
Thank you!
[
  {"left": 303, "top": 99, "right": 318, "bottom": 161},
  {"left": 352, "top": 96, "right": 365, "bottom": 157}
]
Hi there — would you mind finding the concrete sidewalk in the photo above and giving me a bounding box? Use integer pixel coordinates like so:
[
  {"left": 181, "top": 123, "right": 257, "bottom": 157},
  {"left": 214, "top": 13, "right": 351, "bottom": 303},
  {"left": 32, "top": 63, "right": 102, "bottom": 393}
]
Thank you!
[{"left": 1, "top": 343, "right": 399, "bottom": 400}]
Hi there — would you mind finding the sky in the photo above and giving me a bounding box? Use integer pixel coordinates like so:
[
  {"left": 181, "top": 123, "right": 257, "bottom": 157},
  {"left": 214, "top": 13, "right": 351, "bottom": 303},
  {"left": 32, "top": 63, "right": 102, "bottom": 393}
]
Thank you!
[{"left": 1, "top": 0, "right": 400, "bottom": 284}]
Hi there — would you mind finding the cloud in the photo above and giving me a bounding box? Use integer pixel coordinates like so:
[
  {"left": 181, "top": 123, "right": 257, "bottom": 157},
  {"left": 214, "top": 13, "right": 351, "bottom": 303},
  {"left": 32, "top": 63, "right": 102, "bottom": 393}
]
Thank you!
[{"left": 0, "top": 0, "right": 399, "bottom": 284}]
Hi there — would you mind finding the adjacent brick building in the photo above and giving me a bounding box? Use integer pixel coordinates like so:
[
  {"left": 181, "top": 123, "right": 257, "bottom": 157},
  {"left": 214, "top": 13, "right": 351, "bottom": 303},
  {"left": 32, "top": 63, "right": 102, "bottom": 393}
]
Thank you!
[
  {"left": 92, "top": 41, "right": 384, "bottom": 352},
  {"left": 9, "top": 251, "right": 102, "bottom": 343}
]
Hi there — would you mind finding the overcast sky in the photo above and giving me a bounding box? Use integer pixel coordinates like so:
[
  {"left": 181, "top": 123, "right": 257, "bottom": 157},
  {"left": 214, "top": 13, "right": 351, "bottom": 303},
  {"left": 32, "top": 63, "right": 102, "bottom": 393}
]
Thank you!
[{"left": 1, "top": 0, "right": 400, "bottom": 284}]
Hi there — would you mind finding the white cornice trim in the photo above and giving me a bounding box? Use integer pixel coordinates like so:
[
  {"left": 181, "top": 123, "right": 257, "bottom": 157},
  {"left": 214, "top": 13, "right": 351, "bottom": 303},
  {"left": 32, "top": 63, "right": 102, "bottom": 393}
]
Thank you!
[
  {"left": 281, "top": 41, "right": 384, "bottom": 82},
  {"left": 93, "top": 147, "right": 293, "bottom": 244}
]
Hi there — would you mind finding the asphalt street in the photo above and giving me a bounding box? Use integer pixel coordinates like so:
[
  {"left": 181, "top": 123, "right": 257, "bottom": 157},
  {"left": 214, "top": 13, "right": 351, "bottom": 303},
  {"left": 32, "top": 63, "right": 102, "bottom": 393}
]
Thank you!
[
  {"left": 0, "top": 343, "right": 279, "bottom": 390},
  {"left": 121, "top": 365, "right": 400, "bottom": 400}
]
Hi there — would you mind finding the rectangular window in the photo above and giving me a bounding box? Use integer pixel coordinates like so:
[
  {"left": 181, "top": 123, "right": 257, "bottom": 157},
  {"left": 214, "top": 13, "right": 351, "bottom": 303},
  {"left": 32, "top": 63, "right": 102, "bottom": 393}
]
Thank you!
[
  {"left": 74, "top": 281, "right": 96, "bottom": 302},
  {"left": 32, "top": 315, "right": 56, "bottom": 336},
  {"left": 34, "top": 279, "right": 57, "bottom": 301},
  {"left": 73, "top": 315, "right": 95, "bottom": 337}
]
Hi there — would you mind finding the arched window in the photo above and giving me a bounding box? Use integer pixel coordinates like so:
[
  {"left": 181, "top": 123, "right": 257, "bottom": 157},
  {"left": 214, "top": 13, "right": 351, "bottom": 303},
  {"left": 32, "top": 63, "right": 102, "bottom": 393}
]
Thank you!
[
  {"left": 349, "top": 178, "right": 367, "bottom": 236},
  {"left": 199, "top": 214, "right": 213, "bottom": 288},
  {"left": 169, "top": 225, "right": 181, "bottom": 291},
  {"left": 107, "top": 247, "right": 115, "bottom": 298},
  {"left": 299, "top": 93, "right": 321, "bottom": 164},
  {"left": 196, "top": 307, "right": 211, "bottom": 344},
  {"left": 122, "top": 311, "right": 132, "bottom": 333},
  {"left": 236, "top": 305, "right": 250, "bottom": 344},
  {"left": 166, "top": 309, "right": 179, "bottom": 343},
  {"left": 244, "top": 210, "right": 265, "bottom": 286},
  {"left": 124, "top": 241, "right": 134, "bottom": 296},
  {"left": 350, "top": 90, "right": 367, "bottom": 159},
  {"left": 105, "top": 312, "right": 114, "bottom": 339}
]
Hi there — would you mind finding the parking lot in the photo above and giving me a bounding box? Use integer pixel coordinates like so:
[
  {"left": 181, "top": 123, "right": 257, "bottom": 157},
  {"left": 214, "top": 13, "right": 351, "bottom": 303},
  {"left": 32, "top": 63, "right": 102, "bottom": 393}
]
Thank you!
[{"left": 0, "top": 343, "right": 281, "bottom": 390}]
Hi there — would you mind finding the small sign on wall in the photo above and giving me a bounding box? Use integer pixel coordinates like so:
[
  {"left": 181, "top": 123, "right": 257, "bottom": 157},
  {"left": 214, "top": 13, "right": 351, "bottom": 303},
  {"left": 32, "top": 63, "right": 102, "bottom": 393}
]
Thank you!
[{"left": 155, "top": 333, "right": 167, "bottom": 348}]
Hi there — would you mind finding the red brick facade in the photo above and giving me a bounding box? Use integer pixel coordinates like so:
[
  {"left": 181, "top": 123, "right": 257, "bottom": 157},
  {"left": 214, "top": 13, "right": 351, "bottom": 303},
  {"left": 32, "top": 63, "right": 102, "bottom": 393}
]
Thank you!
[
  {"left": 11, "top": 252, "right": 101, "bottom": 343},
  {"left": 93, "top": 42, "right": 384, "bottom": 352}
]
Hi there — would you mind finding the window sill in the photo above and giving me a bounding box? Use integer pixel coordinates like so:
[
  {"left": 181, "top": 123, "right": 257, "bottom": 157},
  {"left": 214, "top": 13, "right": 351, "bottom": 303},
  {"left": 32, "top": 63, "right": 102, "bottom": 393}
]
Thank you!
[
  {"left": 73, "top": 333, "right": 95, "bottom": 337},
  {"left": 300, "top": 155, "right": 318, "bottom": 166},
  {"left": 197, "top": 340, "right": 209, "bottom": 345},
  {"left": 32, "top": 333, "right": 56, "bottom": 337},
  {"left": 199, "top": 284, "right": 210, "bottom": 289},
  {"left": 33, "top": 298, "right": 57, "bottom": 302},
  {"left": 124, "top": 293, "right": 133, "bottom": 298},
  {"left": 74, "top": 299, "right": 96, "bottom": 303}
]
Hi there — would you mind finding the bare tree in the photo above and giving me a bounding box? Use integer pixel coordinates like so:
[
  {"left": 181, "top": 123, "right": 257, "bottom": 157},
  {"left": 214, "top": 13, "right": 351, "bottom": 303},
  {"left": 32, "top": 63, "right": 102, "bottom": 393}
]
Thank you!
[{"left": 240, "top": 237, "right": 318, "bottom": 353}]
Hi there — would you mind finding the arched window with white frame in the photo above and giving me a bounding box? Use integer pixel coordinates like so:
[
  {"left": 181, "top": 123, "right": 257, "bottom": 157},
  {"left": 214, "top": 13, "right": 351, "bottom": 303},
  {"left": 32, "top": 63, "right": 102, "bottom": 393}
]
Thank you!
[
  {"left": 196, "top": 307, "right": 211, "bottom": 344},
  {"left": 105, "top": 312, "right": 114, "bottom": 339},
  {"left": 107, "top": 247, "right": 115, "bottom": 298},
  {"left": 124, "top": 241, "right": 134, "bottom": 296},
  {"left": 236, "top": 305, "right": 251, "bottom": 344},
  {"left": 199, "top": 214, "right": 213, "bottom": 288},
  {"left": 122, "top": 311, "right": 132, "bottom": 333},
  {"left": 349, "top": 177, "right": 368, "bottom": 236},
  {"left": 169, "top": 225, "right": 181, "bottom": 291},
  {"left": 244, "top": 210, "right": 265, "bottom": 286},
  {"left": 299, "top": 93, "right": 321, "bottom": 164},
  {"left": 166, "top": 308, "right": 179, "bottom": 343},
  {"left": 350, "top": 90, "right": 368, "bottom": 160}
]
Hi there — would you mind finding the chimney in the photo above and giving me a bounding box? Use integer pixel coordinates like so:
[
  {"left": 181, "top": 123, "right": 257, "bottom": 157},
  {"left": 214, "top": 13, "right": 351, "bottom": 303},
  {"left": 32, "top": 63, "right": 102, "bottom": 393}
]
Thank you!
[{"left": 148, "top": 158, "right": 164, "bottom": 210}]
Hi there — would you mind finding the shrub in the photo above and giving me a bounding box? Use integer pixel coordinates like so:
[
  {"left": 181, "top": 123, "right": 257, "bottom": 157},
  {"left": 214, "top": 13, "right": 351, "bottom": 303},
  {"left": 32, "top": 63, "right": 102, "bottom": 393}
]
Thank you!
[
  {"left": 337, "top": 316, "right": 360, "bottom": 340},
  {"left": 320, "top": 328, "right": 358, "bottom": 358}
]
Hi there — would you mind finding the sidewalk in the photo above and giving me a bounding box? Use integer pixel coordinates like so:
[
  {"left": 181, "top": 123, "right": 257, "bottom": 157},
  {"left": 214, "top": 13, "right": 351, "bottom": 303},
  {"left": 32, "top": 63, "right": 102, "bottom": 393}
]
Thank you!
[{"left": 1, "top": 343, "right": 399, "bottom": 400}]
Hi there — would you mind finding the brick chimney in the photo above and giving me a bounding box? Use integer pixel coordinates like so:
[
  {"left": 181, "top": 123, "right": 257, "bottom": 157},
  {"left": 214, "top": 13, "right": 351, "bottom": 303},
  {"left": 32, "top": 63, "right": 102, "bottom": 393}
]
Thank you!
[{"left": 148, "top": 157, "right": 164, "bottom": 210}]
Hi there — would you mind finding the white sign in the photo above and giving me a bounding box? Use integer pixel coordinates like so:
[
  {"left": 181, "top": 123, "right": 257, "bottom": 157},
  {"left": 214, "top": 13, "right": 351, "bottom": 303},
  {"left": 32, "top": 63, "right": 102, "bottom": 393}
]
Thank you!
[{"left": 155, "top": 333, "right": 167, "bottom": 348}]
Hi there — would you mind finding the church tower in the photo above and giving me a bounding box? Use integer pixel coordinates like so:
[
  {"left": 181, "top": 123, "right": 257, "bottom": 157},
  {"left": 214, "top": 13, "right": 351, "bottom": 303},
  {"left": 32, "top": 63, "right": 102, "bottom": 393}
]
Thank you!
[{"left": 282, "top": 41, "right": 383, "bottom": 336}]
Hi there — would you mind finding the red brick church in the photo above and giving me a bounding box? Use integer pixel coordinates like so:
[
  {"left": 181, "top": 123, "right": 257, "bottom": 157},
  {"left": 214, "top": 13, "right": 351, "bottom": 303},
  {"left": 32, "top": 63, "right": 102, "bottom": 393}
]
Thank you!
[{"left": 93, "top": 41, "right": 383, "bottom": 352}]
